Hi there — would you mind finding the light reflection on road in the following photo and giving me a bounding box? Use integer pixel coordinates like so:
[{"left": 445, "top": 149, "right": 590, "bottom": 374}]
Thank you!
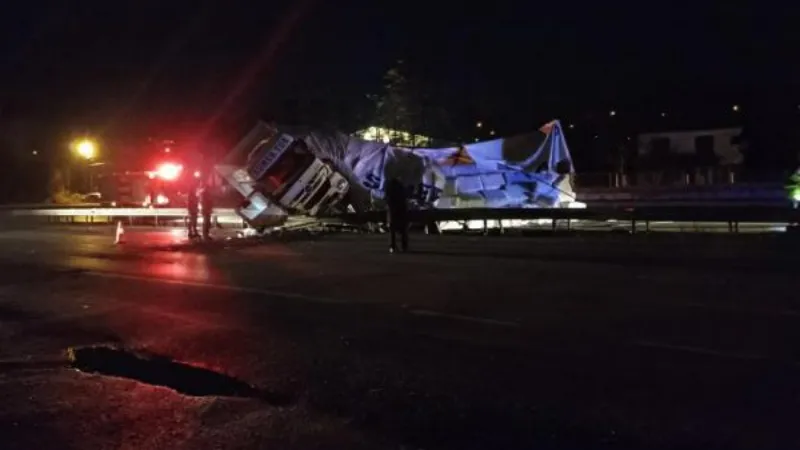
[{"left": 0, "top": 226, "right": 326, "bottom": 296}]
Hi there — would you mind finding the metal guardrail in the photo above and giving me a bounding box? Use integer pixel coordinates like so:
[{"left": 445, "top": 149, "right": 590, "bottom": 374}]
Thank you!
[
  {"left": 0, "top": 203, "right": 104, "bottom": 210},
  {"left": 5, "top": 206, "right": 247, "bottom": 226},
  {"left": 577, "top": 184, "right": 785, "bottom": 205},
  {"left": 2, "top": 205, "right": 798, "bottom": 234},
  {"left": 327, "top": 206, "right": 800, "bottom": 230},
  {"left": 6, "top": 205, "right": 799, "bottom": 222},
  {"left": 10, "top": 207, "right": 237, "bottom": 217}
]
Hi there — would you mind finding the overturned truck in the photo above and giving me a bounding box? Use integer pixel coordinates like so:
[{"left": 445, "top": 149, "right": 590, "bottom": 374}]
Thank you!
[{"left": 216, "top": 120, "right": 578, "bottom": 230}]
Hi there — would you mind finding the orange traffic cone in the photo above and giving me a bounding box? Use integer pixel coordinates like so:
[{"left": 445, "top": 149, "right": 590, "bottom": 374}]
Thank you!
[{"left": 114, "top": 221, "right": 125, "bottom": 244}]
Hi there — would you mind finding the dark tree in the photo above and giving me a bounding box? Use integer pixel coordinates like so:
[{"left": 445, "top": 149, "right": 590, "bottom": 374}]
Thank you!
[{"left": 371, "top": 61, "right": 423, "bottom": 143}]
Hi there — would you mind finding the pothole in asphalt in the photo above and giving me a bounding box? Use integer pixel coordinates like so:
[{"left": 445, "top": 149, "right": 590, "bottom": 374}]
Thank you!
[{"left": 67, "top": 345, "right": 290, "bottom": 404}]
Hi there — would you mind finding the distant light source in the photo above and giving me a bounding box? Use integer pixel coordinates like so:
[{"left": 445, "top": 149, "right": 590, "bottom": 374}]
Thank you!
[
  {"left": 476, "top": 121, "right": 483, "bottom": 128},
  {"left": 732, "top": 104, "right": 740, "bottom": 112},
  {"left": 164, "top": 147, "right": 171, "bottom": 153},
  {"left": 31, "top": 150, "right": 38, "bottom": 156},
  {"left": 193, "top": 170, "right": 201, "bottom": 178},
  {"left": 660, "top": 112, "right": 667, "bottom": 117},
  {"left": 155, "top": 194, "right": 169, "bottom": 205},
  {"left": 155, "top": 162, "right": 183, "bottom": 181},
  {"left": 609, "top": 110, "right": 616, "bottom": 117},
  {"left": 489, "top": 130, "right": 496, "bottom": 136},
  {"left": 568, "top": 123, "right": 575, "bottom": 129},
  {"left": 74, "top": 139, "right": 97, "bottom": 160}
]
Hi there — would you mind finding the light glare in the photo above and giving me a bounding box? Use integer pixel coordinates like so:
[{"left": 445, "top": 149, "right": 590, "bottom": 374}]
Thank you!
[{"left": 156, "top": 163, "right": 183, "bottom": 181}]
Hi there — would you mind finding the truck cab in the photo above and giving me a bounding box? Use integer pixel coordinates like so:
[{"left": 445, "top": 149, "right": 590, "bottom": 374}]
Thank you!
[{"left": 216, "top": 122, "right": 350, "bottom": 229}]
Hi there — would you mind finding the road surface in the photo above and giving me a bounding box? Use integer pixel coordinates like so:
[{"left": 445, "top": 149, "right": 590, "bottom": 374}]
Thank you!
[{"left": 0, "top": 226, "right": 799, "bottom": 449}]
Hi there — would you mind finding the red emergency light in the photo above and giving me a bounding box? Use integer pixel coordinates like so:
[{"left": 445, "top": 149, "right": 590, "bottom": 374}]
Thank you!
[{"left": 155, "top": 162, "right": 183, "bottom": 181}]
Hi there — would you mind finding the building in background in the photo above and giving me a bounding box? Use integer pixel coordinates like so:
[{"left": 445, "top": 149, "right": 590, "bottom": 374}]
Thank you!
[
  {"left": 637, "top": 127, "right": 744, "bottom": 166},
  {"left": 355, "top": 126, "right": 434, "bottom": 148}
]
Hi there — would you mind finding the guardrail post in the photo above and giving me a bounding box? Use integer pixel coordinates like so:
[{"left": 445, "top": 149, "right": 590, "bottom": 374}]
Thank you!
[
  {"left": 482, "top": 219, "right": 488, "bottom": 236},
  {"left": 551, "top": 218, "right": 557, "bottom": 232},
  {"left": 567, "top": 218, "right": 572, "bottom": 231},
  {"left": 631, "top": 219, "right": 636, "bottom": 234},
  {"left": 498, "top": 220, "right": 504, "bottom": 234},
  {"left": 645, "top": 220, "right": 650, "bottom": 232}
]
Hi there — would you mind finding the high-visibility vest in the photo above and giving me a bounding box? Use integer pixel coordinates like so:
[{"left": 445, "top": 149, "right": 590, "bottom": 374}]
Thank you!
[{"left": 787, "top": 170, "right": 800, "bottom": 200}]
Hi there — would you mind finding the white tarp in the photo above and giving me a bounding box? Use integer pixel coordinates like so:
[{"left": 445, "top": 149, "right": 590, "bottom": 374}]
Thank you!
[{"left": 288, "top": 119, "right": 576, "bottom": 211}]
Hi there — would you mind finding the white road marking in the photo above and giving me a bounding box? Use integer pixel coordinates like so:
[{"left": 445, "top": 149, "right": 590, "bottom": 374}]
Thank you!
[
  {"left": 633, "top": 341, "right": 770, "bottom": 362},
  {"left": 408, "top": 309, "right": 520, "bottom": 328},
  {"left": 83, "top": 270, "right": 357, "bottom": 304}
]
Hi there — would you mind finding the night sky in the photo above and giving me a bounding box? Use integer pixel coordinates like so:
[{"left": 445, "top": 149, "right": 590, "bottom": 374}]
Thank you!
[{"left": 0, "top": 1, "right": 798, "bottom": 153}]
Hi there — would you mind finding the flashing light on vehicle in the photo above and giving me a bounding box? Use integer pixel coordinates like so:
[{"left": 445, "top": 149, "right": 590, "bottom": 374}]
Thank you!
[
  {"left": 155, "top": 194, "right": 169, "bottom": 205},
  {"left": 792, "top": 190, "right": 800, "bottom": 202},
  {"left": 193, "top": 170, "right": 201, "bottom": 178},
  {"left": 155, "top": 162, "right": 183, "bottom": 181}
]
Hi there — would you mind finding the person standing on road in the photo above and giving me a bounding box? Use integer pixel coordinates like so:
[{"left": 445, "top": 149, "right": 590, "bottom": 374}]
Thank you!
[
  {"left": 788, "top": 167, "right": 800, "bottom": 227},
  {"left": 200, "top": 185, "right": 213, "bottom": 240},
  {"left": 788, "top": 168, "right": 800, "bottom": 209},
  {"left": 187, "top": 187, "right": 199, "bottom": 239},
  {"left": 385, "top": 177, "right": 409, "bottom": 253}
]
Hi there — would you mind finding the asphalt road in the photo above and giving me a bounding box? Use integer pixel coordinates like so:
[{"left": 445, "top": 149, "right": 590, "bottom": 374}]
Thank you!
[{"left": 0, "top": 226, "right": 799, "bottom": 449}]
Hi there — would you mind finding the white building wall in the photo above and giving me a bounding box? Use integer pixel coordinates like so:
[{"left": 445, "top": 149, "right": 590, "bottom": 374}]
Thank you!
[{"left": 637, "top": 127, "right": 743, "bottom": 165}]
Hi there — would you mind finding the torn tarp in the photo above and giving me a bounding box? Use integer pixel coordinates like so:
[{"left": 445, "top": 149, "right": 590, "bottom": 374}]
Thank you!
[{"left": 286, "top": 119, "right": 576, "bottom": 211}]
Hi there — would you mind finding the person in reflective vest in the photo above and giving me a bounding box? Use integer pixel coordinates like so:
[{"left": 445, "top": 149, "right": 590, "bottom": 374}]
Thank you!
[
  {"left": 187, "top": 188, "right": 199, "bottom": 239},
  {"left": 787, "top": 169, "right": 800, "bottom": 209},
  {"left": 385, "top": 178, "right": 409, "bottom": 253}
]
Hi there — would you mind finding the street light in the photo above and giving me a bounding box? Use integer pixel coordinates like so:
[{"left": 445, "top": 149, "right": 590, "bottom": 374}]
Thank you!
[
  {"left": 74, "top": 138, "right": 97, "bottom": 160},
  {"left": 69, "top": 138, "right": 98, "bottom": 192}
]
